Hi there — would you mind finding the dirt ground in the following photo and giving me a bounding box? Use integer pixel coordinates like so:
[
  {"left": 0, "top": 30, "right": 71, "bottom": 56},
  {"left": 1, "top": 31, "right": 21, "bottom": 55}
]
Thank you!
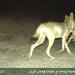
[{"left": 0, "top": 15, "right": 75, "bottom": 68}]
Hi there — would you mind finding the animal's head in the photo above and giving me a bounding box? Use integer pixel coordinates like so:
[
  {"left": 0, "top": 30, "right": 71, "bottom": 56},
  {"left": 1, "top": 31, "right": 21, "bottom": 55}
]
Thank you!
[
  {"left": 64, "top": 15, "right": 69, "bottom": 22},
  {"left": 64, "top": 12, "right": 75, "bottom": 32}
]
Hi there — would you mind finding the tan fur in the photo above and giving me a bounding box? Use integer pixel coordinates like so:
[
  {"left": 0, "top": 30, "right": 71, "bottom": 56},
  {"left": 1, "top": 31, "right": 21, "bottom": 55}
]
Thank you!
[
  {"left": 29, "top": 12, "right": 74, "bottom": 60},
  {"left": 68, "top": 25, "right": 75, "bottom": 44},
  {"left": 72, "top": 30, "right": 75, "bottom": 41}
]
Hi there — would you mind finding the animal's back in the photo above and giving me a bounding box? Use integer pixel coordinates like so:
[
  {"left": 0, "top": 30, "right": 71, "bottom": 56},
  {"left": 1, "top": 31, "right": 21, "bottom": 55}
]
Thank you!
[{"left": 33, "top": 21, "right": 69, "bottom": 38}]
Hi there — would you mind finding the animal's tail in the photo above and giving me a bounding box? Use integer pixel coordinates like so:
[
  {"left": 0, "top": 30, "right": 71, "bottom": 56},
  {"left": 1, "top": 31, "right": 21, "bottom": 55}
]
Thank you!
[
  {"left": 30, "top": 24, "right": 43, "bottom": 41},
  {"left": 30, "top": 30, "right": 39, "bottom": 41}
]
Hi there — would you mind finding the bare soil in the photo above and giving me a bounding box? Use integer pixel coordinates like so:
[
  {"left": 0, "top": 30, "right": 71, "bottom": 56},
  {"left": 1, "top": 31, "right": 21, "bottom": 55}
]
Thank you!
[{"left": 0, "top": 16, "right": 75, "bottom": 68}]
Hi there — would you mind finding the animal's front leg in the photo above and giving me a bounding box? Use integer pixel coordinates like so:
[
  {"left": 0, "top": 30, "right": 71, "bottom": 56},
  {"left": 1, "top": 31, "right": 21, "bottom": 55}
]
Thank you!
[
  {"left": 64, "top": 37, "right": 72, "bottom": 55},
  {"left": 29, "top": 33, "right": 45, "bottom": 58},
  {"left": 67, "top": 36, "right": 73, "bottom": 45}
]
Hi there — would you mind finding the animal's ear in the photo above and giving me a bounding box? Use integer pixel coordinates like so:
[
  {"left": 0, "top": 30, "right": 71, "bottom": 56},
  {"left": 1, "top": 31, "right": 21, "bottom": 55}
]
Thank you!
[
  {"left": 64, "top": 15, "right": 69, "bottom": 22},
  {"left": 70, "top": 12, "right": 74, "bottom": 20}
]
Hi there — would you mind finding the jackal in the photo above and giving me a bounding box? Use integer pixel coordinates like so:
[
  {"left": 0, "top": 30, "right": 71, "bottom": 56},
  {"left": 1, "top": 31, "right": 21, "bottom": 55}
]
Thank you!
[{"left": 29, "top": 12, "right": 74, "bottom": 59}]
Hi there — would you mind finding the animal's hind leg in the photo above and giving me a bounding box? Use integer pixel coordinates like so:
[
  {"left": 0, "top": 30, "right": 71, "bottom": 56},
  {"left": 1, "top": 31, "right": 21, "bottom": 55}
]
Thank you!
[
  {"left": 46, "top": 35, "right": 55, "bottom": 60},
  {"left": 29, "top": 33, "right": 45, "bottom": 58}
]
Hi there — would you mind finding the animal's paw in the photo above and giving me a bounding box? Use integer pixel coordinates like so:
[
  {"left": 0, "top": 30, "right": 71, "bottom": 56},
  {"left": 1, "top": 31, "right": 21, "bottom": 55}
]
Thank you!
[
  {"left": 58, "top": 49, "right": 64, "bottom": 53},
  {"left": 29, "top": 53, "right": 32, "bottom": 58},
  {"left": 50, "top": 57, "right": 55, "bottom": 60}
]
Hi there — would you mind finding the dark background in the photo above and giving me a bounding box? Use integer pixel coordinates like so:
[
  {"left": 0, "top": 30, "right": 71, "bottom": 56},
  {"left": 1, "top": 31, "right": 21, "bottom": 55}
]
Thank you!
[{"left": 0, "top": 0, "right": 75, "bottom": 21}]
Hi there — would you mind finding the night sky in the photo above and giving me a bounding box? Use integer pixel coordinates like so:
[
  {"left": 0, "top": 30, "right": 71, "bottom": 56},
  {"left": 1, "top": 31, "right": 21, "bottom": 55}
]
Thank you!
[{"left": 0, "top": 0, "right": 75, "bottom": 21}]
